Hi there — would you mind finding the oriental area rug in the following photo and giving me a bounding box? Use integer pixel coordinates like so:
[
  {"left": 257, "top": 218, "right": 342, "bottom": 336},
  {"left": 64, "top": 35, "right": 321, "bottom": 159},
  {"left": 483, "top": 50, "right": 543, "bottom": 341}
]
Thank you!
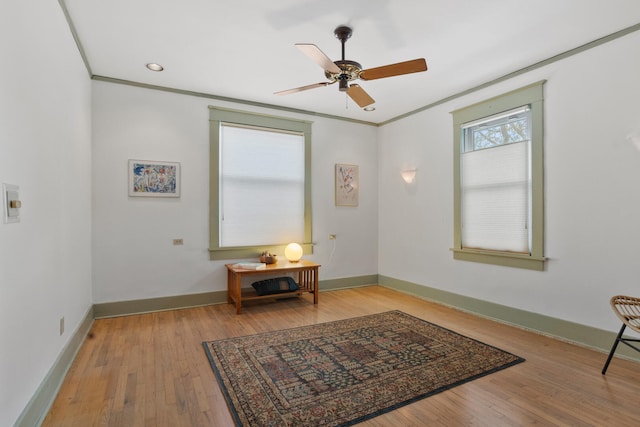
[{"left": 202, "top": 310, "right": 524, "bottom": 426}]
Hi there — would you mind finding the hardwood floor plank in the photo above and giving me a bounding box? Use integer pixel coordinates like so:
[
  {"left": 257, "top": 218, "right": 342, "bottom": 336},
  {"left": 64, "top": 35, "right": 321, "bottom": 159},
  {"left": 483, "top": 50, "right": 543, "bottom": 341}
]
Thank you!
[{"left": 42, "top": 286, "right": 640, "bottom": 426}]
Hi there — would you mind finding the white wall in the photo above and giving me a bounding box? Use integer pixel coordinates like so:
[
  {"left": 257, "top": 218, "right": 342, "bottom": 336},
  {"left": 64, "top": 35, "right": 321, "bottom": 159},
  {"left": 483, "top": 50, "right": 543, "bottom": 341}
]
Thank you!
[
  {"left": 91, "top": 82, "right": 378, "bottom": 303},
  {"left": 0, "top": 2, "right": 93, "bottom": 426},
  {"left": 378, "top": 30, "right": 640, "bottom": 333}
]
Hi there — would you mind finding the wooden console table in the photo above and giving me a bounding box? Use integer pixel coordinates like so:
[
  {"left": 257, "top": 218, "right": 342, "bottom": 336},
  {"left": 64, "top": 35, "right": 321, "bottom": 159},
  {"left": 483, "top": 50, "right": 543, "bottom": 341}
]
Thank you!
[{"left": 225, "top": 260, "right": 320, "bottom": 314}]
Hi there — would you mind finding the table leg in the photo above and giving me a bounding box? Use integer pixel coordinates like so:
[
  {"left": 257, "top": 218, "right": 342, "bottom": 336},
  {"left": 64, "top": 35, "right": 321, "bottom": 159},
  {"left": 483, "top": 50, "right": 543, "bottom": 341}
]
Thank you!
[
  {"left": 227, "top": 271, "right": 233, "bottom": 304},
  {"left": 313, "top": 267, "right": 319, "bottom": 304},
  {"left": 234, "top": 274, "right": 242, "bottom": 314}
]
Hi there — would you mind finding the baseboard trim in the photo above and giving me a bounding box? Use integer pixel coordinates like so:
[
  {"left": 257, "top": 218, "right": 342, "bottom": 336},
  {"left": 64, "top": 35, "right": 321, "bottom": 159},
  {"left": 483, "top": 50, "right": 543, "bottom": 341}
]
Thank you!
[
  {"left": 93, "top": 291, "right": 228, "bottom": 318},
  {"left": 14, "top": 305, "right": 94, "bottom": 427},
  {"left": 95, "top": 275, "right": 636, "bottom": 362},
  {"left": 379, "top": 275, "right": 640, "bottom": 362},
  {"left": 319, "top": 274, "right": 379, "bottom": 291},
  {"left": 93, "top": 275, "right": 378, "bottom": 318}
]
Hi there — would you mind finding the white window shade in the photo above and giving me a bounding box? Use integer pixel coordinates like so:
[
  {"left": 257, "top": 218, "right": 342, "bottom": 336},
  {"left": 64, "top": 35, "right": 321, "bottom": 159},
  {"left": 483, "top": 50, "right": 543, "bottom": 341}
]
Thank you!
[
  {"left": 461, "top": 140, "right": 530, "bottom": 253},
  {"left": 220, "top": 124, "right": 305, "bottom": 247}
]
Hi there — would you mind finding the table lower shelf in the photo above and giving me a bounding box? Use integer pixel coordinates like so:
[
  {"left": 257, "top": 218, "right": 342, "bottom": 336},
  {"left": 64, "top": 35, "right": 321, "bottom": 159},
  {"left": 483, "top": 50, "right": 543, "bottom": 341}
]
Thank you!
[{"left": 235, "top": 287, "right": 315, "bottom": 302}]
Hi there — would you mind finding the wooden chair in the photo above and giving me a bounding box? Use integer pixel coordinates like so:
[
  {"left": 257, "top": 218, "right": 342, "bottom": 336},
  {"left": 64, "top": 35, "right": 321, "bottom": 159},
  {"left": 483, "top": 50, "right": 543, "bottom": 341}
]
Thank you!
[{"left": 602, "top": 295, "right": 640, "bottom": 374}]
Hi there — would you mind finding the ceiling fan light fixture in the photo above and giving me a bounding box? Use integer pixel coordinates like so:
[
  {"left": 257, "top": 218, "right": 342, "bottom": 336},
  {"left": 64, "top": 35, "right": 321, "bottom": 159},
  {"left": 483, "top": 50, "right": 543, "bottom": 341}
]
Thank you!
[
  {"left": 145, "top": 63, "right": 164, "bottom": 72},
  {"left": 339, "top": 79, "right": 349, "bottom": 92}
]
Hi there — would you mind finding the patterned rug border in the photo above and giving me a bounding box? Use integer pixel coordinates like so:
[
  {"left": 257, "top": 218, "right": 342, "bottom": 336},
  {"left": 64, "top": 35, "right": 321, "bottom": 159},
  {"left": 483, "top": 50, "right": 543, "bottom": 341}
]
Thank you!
[
  {"left": 204, "top": 342, "right": 244, "bottom": 426},
  {"left": 203, "top": 310, "right": 525, "bottom": 426}
]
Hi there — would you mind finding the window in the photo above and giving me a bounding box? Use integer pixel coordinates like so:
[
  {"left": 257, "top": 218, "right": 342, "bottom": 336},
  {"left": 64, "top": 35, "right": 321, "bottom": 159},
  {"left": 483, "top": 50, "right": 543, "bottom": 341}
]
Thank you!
[
  {"left": 461, "top": 106, "right": 531, "bottom": 253},
  {"left": 209, "top": 107, "right": 312, "bottom": 260},
  {"left": 452, "top": 81, "right": 545, "bottom": 270}
]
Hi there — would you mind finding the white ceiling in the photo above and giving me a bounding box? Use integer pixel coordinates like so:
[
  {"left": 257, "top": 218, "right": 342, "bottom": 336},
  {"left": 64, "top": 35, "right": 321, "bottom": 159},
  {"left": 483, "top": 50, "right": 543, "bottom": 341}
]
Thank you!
[{"left": 63, "top": 0, "right": 640, "bottom": 124}]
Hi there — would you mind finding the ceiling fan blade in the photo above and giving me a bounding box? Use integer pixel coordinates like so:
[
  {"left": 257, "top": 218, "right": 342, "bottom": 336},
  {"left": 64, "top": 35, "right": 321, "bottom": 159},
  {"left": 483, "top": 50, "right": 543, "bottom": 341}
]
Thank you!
[
  {"left": 274, "top": 82, "right": 330, "bottom": 96},
  {"left": 359, "top": 58, "right": 427, "bottom": 81},
  {"left": 295, "top": 43, "right": 341, "bottom": 74},
  {"left": 347, "top": 84, "right": 375, "bottom": 108}
]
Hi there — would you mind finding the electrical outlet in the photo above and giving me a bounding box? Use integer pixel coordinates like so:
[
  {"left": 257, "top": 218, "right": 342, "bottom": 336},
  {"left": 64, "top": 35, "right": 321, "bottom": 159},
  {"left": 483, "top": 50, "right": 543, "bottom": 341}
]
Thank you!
[
  {"left": 328, "top": 234, "right": 336, "bottom": 240},
  {"left": 59, "top": 317, "right": 64, "bottom": 336},
  {"left": 172, "top": 239, "right": 184, "bottom": 245}
]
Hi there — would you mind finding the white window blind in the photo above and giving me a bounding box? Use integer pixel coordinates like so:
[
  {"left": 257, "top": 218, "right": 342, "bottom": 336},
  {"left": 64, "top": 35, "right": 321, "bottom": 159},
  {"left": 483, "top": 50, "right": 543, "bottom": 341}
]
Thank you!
[
  {"left": 220, "top": 124, "right": 305, "bottom": 247},
  {"left": 461, "top": 141, "right": 530, "bottom": 253},
  {"left": 460, "top": 107, "right": 531, "bottom": 253}
]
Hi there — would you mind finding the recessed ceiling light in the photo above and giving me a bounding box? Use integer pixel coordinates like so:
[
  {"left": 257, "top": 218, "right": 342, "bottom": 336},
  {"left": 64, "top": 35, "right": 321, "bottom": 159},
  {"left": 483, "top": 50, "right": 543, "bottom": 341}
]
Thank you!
[
  {"left": 146, "top": 63, "right": 164, "bottom": 72},
  {"left": 364, "top": 106, "right": 376, "bottom": 112}
]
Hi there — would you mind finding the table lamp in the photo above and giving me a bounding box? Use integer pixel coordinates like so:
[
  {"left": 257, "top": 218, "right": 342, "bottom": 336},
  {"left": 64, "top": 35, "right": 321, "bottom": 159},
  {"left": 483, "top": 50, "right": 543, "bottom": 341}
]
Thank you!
[{"left": 284, "top": 243, "right": 303, "bottom": 262}]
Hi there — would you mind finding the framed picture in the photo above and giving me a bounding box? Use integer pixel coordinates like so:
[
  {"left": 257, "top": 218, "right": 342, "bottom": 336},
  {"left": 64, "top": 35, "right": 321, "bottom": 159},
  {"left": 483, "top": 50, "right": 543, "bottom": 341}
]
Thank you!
[
  {"left": 128, "top": 160, "right": 180, "bottom": 197},
  {"left": 335, "top": 164, "right": 359, "bottom": 207}
]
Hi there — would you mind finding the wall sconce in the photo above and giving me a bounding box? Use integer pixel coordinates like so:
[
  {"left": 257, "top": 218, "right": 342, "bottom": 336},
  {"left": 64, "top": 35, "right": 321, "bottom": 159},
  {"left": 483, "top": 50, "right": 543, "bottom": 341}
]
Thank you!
[
  {"left": 284, "top": 242, "right": 303, "bottom": 262},
  {"left": 627, "top": 129, "right": 640, "bottom": 151},
  {"left": 401, "top": 169, "right": 417, "bottom": 183}
]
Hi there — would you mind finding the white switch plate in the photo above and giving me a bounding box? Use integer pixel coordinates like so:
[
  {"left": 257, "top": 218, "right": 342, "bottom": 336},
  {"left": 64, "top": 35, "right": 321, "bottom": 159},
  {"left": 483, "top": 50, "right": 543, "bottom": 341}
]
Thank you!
[{"left": 3, "top": 183, "right": 20, "bottom": 224}]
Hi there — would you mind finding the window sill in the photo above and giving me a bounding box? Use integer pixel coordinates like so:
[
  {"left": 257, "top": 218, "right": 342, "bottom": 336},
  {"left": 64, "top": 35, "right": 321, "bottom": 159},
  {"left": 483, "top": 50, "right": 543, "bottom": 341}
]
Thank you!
[
  {"left": 209, "top": 243, "right": 313, "bottom": 261},
  {"left": 451, "top": 248, "right": 546, "bottom": 271}
]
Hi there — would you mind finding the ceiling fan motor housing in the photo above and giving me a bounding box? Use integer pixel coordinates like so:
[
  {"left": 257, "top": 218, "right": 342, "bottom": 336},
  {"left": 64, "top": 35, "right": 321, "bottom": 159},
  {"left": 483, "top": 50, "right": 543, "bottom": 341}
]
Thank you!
[{"left": 326, "top": 60, "right": 363, "bottom": 90}]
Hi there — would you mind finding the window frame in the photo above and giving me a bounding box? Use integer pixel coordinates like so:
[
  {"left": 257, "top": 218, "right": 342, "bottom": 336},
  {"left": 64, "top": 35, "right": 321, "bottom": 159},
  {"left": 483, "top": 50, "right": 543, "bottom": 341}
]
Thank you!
[
  {"left": 208, "top": 106, "right": 313, "bottom": 260},
  {"left": 451, "top": 81, "right": 545, "bottom": 271}
]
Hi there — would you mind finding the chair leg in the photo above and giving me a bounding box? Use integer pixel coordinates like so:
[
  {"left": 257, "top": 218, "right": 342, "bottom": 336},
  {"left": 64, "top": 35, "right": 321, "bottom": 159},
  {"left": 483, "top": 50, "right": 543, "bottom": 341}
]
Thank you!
[{"left": 602, "top": 324, "right": 626, "bottom": 375}]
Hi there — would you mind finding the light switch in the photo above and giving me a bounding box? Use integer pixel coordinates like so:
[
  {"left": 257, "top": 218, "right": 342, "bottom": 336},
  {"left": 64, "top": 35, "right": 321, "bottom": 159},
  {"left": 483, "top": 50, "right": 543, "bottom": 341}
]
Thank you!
[{"left": 3, "top": 184, "right": 21, "bottom": 224}]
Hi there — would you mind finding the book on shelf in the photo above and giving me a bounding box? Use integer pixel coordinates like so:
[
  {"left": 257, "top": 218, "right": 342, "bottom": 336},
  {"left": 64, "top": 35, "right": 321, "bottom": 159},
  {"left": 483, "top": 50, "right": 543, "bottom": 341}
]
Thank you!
[{"left": 231, "top": 262, "right": 266, "bottom": 270}]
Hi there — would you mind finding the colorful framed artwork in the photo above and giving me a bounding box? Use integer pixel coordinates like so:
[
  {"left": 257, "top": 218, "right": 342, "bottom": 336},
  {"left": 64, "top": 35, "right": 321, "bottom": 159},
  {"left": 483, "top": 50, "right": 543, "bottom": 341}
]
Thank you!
[
  {"left": 335, "top": 164, "right": 359, "bottom": 207},
  {"left": 128, "top": 160, "right": 180, "bottom": 197}
]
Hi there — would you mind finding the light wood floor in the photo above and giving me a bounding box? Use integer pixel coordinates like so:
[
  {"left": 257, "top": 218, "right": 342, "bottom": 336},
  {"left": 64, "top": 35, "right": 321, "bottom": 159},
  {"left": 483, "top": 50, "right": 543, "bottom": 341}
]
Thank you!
[{"left": 43, "top": 286, "right": 640, "bottom": 426}]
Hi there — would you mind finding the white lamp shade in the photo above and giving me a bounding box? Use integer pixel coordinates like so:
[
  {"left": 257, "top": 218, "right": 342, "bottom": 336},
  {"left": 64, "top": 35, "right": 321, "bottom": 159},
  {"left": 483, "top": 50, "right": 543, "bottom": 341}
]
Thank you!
[{"left": 284, "top": 243, "right": 303, "bottom": 262}]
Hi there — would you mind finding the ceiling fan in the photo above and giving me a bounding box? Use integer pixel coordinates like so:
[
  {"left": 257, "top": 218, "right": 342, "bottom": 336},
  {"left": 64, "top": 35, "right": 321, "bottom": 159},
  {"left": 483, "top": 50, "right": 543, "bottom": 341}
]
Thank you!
[{"left": 275, "top": 25, "right": 427, "bottom": 108}]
